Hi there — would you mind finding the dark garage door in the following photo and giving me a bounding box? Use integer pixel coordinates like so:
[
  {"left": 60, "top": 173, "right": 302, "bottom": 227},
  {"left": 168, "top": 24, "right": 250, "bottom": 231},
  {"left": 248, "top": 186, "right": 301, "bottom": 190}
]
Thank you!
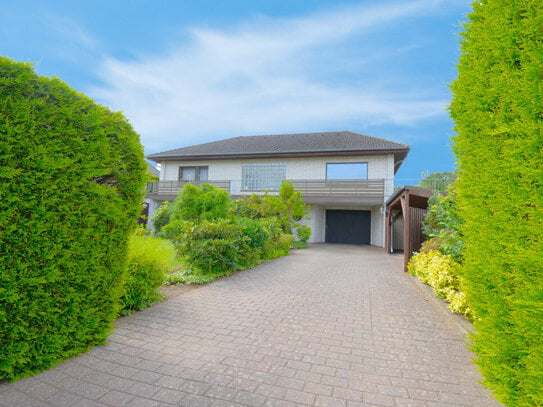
[{"left": 325, "top": 210, "right": 371, "bottom": 245}]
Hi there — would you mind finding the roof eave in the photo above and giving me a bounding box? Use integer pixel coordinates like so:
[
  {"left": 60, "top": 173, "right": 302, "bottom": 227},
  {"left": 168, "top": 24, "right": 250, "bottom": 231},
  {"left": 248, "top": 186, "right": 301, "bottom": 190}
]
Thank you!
[{"left": 147, "top": 148, "right": 409, "bottom": 163}]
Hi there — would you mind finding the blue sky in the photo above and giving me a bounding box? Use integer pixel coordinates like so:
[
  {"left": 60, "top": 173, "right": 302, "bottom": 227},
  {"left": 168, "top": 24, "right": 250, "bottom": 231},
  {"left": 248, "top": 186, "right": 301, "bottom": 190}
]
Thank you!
[{"left": 1, "top": 0, "right": 472, "bottom": 182}]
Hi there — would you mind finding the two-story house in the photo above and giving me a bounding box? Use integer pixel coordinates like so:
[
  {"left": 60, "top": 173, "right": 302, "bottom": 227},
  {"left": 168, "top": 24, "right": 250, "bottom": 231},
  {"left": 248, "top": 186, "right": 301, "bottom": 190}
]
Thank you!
[{"left": 146, "top": 131, "right": 409, "bottom": 247}]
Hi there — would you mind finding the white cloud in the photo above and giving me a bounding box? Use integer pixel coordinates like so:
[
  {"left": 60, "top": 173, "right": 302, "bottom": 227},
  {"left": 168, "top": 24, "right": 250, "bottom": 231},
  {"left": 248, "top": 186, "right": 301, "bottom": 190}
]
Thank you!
[{"left": 90, "top": 0, "right": 452, "bottom": 153}]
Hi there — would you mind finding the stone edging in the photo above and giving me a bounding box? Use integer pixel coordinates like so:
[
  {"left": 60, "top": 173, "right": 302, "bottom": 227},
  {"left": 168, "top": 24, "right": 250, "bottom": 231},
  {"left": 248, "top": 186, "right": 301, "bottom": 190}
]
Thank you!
[{"left": 405, "top": 272, "right": 474, "bottom": 338}]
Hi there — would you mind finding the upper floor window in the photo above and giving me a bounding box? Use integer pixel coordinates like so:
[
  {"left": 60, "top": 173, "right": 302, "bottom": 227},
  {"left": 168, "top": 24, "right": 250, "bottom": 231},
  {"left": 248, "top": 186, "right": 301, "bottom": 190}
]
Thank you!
[
  {"left": 179, "top": 166, "right": 208, "bottom": 182},
  {"left": 326, "top": 162, "right": 368, "bottom": 180},
  {"left": 242, "top": 162, "right": 286, "bottom": 191}
]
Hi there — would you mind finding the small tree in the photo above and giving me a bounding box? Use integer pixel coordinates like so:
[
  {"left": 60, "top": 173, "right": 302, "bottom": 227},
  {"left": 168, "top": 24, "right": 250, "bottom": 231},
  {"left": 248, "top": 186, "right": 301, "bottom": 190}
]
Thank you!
[{"left": 277, "top": 180, "right": 310, "bottom": 235}]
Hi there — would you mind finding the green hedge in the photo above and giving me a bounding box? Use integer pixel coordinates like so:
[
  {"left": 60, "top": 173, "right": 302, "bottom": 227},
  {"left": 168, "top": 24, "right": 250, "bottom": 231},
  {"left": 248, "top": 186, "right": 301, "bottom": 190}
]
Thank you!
[
  {"left": 0, "top": 58, "right": 146, "bottom": 380},
  {"left": 450, "top": 2, "right": 543, "bottom": 405}
]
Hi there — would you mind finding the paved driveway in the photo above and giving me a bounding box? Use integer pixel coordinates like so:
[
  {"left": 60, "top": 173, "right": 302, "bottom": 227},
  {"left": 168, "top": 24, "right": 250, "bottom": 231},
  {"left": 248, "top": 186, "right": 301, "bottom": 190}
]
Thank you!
[{"left": 0, "top": 245, "right": 500, "bottom": 406}]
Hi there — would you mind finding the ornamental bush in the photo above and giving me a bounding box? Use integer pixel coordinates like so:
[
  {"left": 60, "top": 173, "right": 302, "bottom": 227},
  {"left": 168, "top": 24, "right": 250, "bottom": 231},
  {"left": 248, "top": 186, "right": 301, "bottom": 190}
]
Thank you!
[
  {"left": 296, "top": 224, "right": 311, "bottom": 243},
  {"left": 0, "top": 58, "right": 146, "bottom": 380},
  {"left": 450, "top": 1, "right": 543, "bottom": 404},
  {"left": 422, "top": 185, "right": 463, "bottom": 262},
  {"left": 150, "top": 201, "right": 171, "bottom": 236},
  {"left": 175, "top": 220, "right": 249, "bottom": 275},
  {"left": 161, "top": 183, "right": 230, "bottom": 239},
  {"left": 407, "top": 245, "right": 471, "bottom": 318},
  {"left": 119, "top": 236, "right": 180, "bottom": 315}
]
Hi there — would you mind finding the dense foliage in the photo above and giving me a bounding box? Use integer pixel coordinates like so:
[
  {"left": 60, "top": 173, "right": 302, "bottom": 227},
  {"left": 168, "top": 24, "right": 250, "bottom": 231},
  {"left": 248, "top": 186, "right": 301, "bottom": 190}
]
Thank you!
[
  {"left": 230, "top": 181, "right": 310, "bottom": 240},
  {"left": 450, "top": 2, "right": 543, "bottom": 404},
  {"left": 159, "top": 182, "right": 307, "bottom": 281},
  {"left": 175, "top": 220, "right": 250, "bottom": 275},
  {"left": 422, "top": 186, "right": 463, "bottom": 262},
  {"left": 160, "top": 183, "right": 230, "bottom": 238},
  {"left": 119, "top": 235, "right": 180, "bottom": 315},
  {"left": 0, "top": 58, "right": 146, "bottom": 380},
  {"left": 408, "top": 242, "right": 471, "bottom": 318},
  {"left": 150, "top": 201, "right": 171, "bottom": 236}
]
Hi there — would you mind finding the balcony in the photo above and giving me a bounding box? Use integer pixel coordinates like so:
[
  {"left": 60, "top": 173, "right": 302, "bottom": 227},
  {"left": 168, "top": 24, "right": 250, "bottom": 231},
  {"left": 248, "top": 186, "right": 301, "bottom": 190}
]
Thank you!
[{"left": 147, "top": 179, "right": 386, "bottom": 206}]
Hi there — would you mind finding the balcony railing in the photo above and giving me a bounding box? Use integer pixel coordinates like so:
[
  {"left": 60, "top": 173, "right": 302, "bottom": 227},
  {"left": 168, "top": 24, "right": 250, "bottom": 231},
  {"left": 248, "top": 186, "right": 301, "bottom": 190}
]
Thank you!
[
  {"left": 149, "top": 180, "right": 231, "bottom": 196},
  {"left": 148, "top": 179, "right": 385, "bottom": 199},
  {"left": 290, "top": 179, "right": 384, "bottom": 197}
]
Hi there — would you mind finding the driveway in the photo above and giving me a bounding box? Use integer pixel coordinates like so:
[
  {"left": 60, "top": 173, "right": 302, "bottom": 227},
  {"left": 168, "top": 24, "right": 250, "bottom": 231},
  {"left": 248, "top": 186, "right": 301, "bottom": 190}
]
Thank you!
[{"left": 0, "top": 244, "right": 500, "bottom": 406}]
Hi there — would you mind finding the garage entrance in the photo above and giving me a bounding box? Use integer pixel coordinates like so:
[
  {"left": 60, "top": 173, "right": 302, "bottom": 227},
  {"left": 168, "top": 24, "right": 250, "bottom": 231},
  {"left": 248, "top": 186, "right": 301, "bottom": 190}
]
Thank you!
[{"left": 325, "top": 210, "right": 371, "bottom": 245}]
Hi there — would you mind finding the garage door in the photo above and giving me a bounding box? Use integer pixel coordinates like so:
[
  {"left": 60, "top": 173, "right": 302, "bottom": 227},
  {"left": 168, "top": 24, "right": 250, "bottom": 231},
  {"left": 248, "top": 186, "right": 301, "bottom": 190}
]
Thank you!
[{"left": 325, "top": 210, "right": 371, "bottom": 245}]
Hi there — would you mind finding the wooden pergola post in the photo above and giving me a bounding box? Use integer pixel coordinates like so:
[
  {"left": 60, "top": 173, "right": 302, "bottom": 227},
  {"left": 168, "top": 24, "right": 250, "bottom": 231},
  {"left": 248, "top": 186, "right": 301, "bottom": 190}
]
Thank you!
[
  {"left": 400, "top": 190, "right": 410, "bottom": 271},
  {"left": 385, "top": 204, "right": 392, "bottom": 254}
]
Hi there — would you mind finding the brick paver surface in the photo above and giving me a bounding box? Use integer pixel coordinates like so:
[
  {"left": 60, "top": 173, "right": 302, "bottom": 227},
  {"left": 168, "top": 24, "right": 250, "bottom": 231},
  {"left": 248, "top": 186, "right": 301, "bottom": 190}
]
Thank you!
[{"left": 0, "top": 244, "right": 501, "bottom": 406}]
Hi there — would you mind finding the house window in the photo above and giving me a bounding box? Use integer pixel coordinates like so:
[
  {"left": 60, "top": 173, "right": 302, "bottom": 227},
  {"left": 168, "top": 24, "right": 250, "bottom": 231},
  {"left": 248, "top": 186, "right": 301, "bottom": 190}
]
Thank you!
[
  {"left": 326, "top": 162, "right": 368, "bottom": 180},
  {"left": 178, "top": 166, "right": 208, "bottom": 182},
  {"left": 242, "top": 162, "right": 286, "bottom": 191}
]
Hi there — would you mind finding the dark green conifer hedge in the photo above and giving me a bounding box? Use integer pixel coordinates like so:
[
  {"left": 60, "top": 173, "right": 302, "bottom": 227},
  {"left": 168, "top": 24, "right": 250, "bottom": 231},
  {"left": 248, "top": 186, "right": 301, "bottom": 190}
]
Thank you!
[
  {"left": 0, "top": 58, "right": 146, "bottom": 380},
  {"left": 450, "top": 2, "right": 543, "bottom": 405}
]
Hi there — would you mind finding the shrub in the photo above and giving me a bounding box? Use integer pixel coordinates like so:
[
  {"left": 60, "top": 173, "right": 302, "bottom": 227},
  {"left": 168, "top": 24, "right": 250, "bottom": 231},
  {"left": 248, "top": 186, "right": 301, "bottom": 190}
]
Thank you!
[
  {"left": 278, "top": 234, "right": 295, "bottom": 254},
  {"left": 407, "top": 246, "right": 471, "bottom": 318},
  {"left": 277, "top": 180, "right": 310, "bottom": 233},
  {"left": 230, "top": 193, "right": 281, "bottom": 219},
  {"left": 296, "top": 224, "right": 311, "bottom": 243},
  {"left": 151, "top": 201, "right": 171, "bottom": 236},
  {"left": 172, "top": 183, "right": 229, "bottom": 223},
  {"left": 161, "top": 183, "right": 230, "bottom": 239},
  {"left": 236, "top": 217, "right": 269, "bottom": 267},
  {"left": 175, "top": 220, "right": 249, "bottom": 275},
  {"left": 230, "top": 182, "right": 310, "bottom": 235},
  {"left": 450, "top": 1, "right": 543, "bottom": 404},
  {"left": 119, "top": 236, "right": 180, "bottom": 315},
  {"left": 237, "top": 217, "right": 269, "bottom": 250},
  {"left": 0, "top": 58, "right": 146, "bottom": 380},
  {"left": 422, "top": 186, "right": 463, "bottom": 262}
]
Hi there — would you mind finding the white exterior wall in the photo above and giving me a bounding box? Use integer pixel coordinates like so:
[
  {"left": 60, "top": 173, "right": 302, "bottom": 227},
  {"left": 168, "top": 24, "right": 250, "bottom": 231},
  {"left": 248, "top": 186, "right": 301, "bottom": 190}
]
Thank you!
[
  {"left": 299, "top": 205, "right": 326, "bottom": 243},
  {"left": 159, "top": 155, "right": 393, "bottom": 184},
  {"left": 156, "top": 154, "right": 394, "bottom": 247}
]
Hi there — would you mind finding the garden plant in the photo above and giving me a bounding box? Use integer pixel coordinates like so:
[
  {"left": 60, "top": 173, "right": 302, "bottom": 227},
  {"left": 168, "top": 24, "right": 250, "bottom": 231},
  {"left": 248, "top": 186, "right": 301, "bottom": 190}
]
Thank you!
[
  {"left": 450, "top": 1, "right": 543, "bottom": 404},
  {"left": 0, "top": 58, "right": 146, "bottom": 381}
]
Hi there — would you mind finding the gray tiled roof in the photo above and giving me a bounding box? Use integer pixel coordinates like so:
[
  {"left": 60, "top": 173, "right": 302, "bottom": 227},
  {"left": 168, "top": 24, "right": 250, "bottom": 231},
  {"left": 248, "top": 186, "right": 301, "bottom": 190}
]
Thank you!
[{"left": 148, "top": 131, "right": 409, "bottom": 160}]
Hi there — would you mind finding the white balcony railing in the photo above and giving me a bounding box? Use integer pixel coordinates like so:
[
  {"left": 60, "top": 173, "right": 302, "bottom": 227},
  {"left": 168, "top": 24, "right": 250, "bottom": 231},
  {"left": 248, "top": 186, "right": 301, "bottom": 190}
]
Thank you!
[{"left": 149, "top": 179, "right": 385, "bottom": 199}]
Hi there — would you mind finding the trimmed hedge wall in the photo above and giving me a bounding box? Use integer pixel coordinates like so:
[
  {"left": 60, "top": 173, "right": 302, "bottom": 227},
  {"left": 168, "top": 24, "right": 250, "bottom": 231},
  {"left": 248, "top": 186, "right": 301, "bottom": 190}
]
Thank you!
[
  {"left": 450, "top": 2, "right": 543, "bottom": 405},
  {"left": 0, "top": 58, "right": 146, "bottom": 380}
]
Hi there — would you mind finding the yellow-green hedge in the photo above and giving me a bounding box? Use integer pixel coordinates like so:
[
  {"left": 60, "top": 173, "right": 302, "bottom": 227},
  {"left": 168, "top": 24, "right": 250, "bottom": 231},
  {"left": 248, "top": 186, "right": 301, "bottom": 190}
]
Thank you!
[
  {"left": 408, "top": 248, "right": 471, "bottom": 318},
  {"left": 450, "top": 1, "right": 543, "bottom": 404}
]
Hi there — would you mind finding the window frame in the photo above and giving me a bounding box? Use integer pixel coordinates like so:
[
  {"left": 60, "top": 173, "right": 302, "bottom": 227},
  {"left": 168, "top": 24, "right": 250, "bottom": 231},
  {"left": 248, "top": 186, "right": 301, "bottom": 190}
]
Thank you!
[
  {"left": 241, "top": 162, "right": 286, "bottom": 192},
  {"left": 178, "top": 166, "right": 209, "bottom": 182},
  {"left": 325, "top": 162, "right": 368, "bottom": 181}
]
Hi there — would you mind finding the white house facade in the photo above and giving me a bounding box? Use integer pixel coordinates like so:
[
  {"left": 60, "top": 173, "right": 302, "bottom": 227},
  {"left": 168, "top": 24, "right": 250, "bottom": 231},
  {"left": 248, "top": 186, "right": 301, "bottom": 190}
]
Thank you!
[{"left": 146, "top": 131, "right": 409, "bottom": 247}]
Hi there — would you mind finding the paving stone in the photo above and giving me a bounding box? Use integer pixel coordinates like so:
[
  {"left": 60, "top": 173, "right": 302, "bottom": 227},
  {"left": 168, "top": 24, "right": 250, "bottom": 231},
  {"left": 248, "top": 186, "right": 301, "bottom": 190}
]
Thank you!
[
  {"left": 283, "top": 388, "right": 315, "bottom": 405},
  {"left": 315, "top": 394, "right": 348, "bottom": 407},
  {"left": 45, "top": 390, "right": 84, "bottom": 407},
  {"left": 232, "top": 389, "right": 267, "bottom": 406},
  {"left": 98, "top": 390, "right": 135, "bottom": 406},
  {"left": 72, "top": 399, "right": 109, "bottom": 407},
  {"left": 0, "top": 245, "right": 501, "bottom": 406}
]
